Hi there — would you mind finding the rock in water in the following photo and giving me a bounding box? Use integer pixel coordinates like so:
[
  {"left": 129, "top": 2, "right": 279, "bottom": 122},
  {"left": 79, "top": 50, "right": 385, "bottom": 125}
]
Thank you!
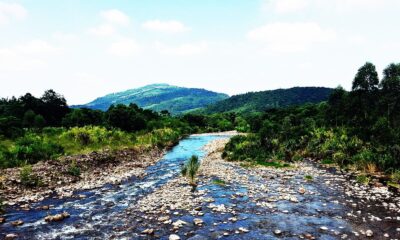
[
  {"left": 193, "top": 218, "right": 204, "bottom": 226},
  {"left": 44, "top": 212, "right": 70, "bottom": 222},
  {"left": 274, "top": 229, "right": 282, "bottom": 235},
  {"left": 169, "top": 234, "right": 181, "bottom": 240},
  {"left": 5, "top": 233, "right": 18, "bottom": 240},
  {"left": 366, "top": 230, "right": 373, "bottom": 237},
  {"left": 0, "top": 217, "right": 5, "bottom": 224},
  {"left": 11, "top": 220, "right": 24, "bottom": 226},
  {"left": 142, "top": 228, "right": 154, "bottom": 235}
]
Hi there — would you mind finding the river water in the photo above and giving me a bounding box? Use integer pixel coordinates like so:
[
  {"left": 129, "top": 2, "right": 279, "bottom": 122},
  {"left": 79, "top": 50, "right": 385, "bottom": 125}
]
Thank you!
[
  {"left": 0, "top": 135, "right": 227, "bottom": 239},
  {"left": 1, "top": 134, "right": 399, "bottom": 239}
]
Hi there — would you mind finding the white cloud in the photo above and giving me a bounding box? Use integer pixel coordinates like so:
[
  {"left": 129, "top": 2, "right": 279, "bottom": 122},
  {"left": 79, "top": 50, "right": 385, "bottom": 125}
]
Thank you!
[
  {"left": 100, "top": 9, "right": 130, "bottom": 26},
  {"left": 0, "top": 40, "right": 60, "bottom": 71},
  {"left": 155, "top": 42, "right": 207, "bottom": 56},
  {"left": 264, "top": 0, "right": 310, "bottom": 13},
  {"left": 14, "top": 40, "right": 61, "bottom": 55},
  {"left": 247, "top": 22, "right": 336, "bottom": 53},
  {"left": 108, "top": 38, "right": 140, "bottom": 56},
  {"left": 142, "top": 20, "right": 190, "bottom": 33},
  {"left": 52, "top": 32, "right": 79, "bottom": 42},
  {"left": 263, "top": 0, "right": 396, "bottom": 13},
  {"left": 0, "top": 2, "right": 27, "bottom": 25},
  {"left": 88, "top": 24, "right": 115, "bottom": 36}
]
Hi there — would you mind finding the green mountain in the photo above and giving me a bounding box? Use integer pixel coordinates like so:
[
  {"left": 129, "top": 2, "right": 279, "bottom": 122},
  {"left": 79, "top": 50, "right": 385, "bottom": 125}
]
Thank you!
[
  {"left": 72, "top": 83, "right": 229, "bottom": 114},
  {"left": 201, "top": 87, "right": 333, "bottom": 114}
]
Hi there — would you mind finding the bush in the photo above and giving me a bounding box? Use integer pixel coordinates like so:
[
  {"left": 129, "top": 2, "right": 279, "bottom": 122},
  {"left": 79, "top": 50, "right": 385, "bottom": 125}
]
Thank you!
[
  {"left": 67, "top": 160, "right": 81, "bottom": 177},
  {"left": 20, "top": 165, "right": 40, "bottom": 187},
  {"left": 356, "top": 175, "right": 370, "bottom": 185},
  {"left": 14, "top": 134, "right": 64, "bottom": 164},
  {"left": 181, "top": 155, "right": 200, "bottom": 186}
]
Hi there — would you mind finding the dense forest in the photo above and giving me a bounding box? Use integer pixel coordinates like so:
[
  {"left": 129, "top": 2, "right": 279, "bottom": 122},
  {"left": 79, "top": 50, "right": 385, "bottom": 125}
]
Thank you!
[
  {"left": 201, "top": 87, "right": 333, "bottom": 114},
  {"left": 223, "top": 62, "right": 400, "bottom": 184}
]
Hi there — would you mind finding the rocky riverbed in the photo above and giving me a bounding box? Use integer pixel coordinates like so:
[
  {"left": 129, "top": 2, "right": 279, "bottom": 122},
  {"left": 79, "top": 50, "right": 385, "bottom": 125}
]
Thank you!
[
  {"left": 0, "top": 147, "right": 166, "bottom": 205},
  {"left": 122, "top": 138, "right": 400, "bottom": 239},
  {"left": 1, "top": 134, "right": 399, "bottom": 239}
]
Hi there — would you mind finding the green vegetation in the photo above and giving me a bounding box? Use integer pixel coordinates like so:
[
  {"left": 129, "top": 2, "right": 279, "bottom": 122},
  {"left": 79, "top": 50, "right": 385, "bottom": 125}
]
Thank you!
[
  {"left": 202, "top": 87, "right": 332, "bottom": 114},
  {"left": 73, "top": 83, "right": 229, "bottom": 115},
  {"left": 356, "top": 175, "right": 370, "bottom": 185},
  {"left": 212, "top": 179, "right": 226, "bottom": 186},
  {"left": 181, "top": 155, "right": 200, "bottom": 186},
  {"left": 223, "top": 62, "right": 400, "bottom": 175},
  {"left": 304, "top": 175, "right": 313, "bottom": 181},
  {"left": 20, "top": 165, "right": 41, "bottom": 187},
  {"left": 0, "top": 88, "right": 244, "bottom": 169},
  {"left": 67, "top": 160, "right": 81, "bottom": 177}
]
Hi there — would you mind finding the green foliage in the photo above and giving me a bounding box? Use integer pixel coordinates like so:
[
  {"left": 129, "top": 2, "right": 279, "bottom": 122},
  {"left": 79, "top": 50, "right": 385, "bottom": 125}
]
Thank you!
[
  {"left": 212, "top": 179, "right": 226, "bottom": 186},
  {"left": 20, "top": 165, "right": 40, "bottom": 187},
  {"left": 304, "top": 175, "right": 313, "bottom": 181},
  {"left": 356, "top": 175, "right": 370, "bottom": 185},
  {"left": 67, "top": 160, "right": 81, "bottom": 177},
  {"left": 14, "top": 133, "right": 64, "bottom": 165},
  {"left": 181, "top": 155, "right": 200, "bottom": 185}
]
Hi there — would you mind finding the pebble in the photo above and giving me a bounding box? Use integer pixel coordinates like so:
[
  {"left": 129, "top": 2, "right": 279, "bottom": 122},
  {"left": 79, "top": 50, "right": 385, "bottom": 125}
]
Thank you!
[
  {"left": 169, "top": 234, "right": 180, "bottom": 240},
  {"left": 320, "top": 226, "right": 328, "bottom": 231},
  {"left": 193, "top": 218, "right": 204, "bottom": 226},
  {"left": 142, "top": 228, "right": 154, "bottom": 235},
  {"left": 365, "top": 230, "right": 373, "bottom": 237},
  {"left": 274, "top": 229, "right": 282, "bottom": 235},
  {"left": 238, "top": 227, "right": 249, "bottom": 233},
  {"left": 5, "top": 234, "right": 18, "bottom": 240},
  {"left": 11, "top": 220, "right": 24, "bottom": 226},
  {"left": 0, "top": 217, "right": 5, "bottom": 224}
]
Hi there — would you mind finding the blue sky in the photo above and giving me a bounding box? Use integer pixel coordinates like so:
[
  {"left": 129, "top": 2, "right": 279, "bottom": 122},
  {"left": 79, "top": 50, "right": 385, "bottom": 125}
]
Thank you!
[{"left": 1, "top": 0, "right": 399, "bottom": 104}]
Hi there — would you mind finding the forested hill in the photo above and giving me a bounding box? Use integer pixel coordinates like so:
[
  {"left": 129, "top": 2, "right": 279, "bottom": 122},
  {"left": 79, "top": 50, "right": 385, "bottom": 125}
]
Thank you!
[
  {"left": 202, "top": 87, "right": 333, "bottom": 114},
  {"left": 72, "top": 84, "right": 229, "bottom": 115}
]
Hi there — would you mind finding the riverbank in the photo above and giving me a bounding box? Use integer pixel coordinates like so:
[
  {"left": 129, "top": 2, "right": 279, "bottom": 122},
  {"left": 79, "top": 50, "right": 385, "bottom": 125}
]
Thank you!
[{"left": 0, "top": 147, "right": 166, "bottom": 205}]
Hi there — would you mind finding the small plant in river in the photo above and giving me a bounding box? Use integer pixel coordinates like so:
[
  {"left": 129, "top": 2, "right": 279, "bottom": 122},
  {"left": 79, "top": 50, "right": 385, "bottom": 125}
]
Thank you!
[
  {"left": 304, "top": 175, "right": 313, "bottom": 181},
  {"left": 356, "top": 174, "right": 370, "bottom": 185},
  {"left": 181, "top": 155, "right": 200, "bottom": 187},
  {"left": 67, "top": 160, "right": 81, "bottom": 177},
  {"left": 212, "top": 179, "right": 226, "bottom": 186},
  {"left": 20, "top": 165, "right": 41, "bottom": 187}
]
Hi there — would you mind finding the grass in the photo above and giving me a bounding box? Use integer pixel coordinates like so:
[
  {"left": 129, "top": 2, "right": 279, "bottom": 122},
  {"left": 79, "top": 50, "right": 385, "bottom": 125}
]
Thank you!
[
  {"left": 304, "top": 175, "right": 313, "bottom": 181},
  {"left": 387, "top": 181, "right": 400, "bottom": 189},
  {"left": 356, "top": 174, "right": 370, "bottom": 185},
  {"left": 240, "top": 160, "right": 291, "bottom": 169},
  {"left": 321, "top": 159, "right": 334, "bottom": 165},
  {"left": 212, "top": 179, "right": 226, "bottom": 186}
]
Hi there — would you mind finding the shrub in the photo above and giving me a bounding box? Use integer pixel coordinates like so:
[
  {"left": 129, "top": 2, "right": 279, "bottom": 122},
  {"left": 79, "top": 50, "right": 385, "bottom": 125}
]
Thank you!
[
  {"left": 391, "top": 170, "right": 400, "bottom": 183},
  {"left": 14, "top": 134, "right": 64, "bottom": 164},
  {"left": 356, "top": 175, "right": 370, "bottom": 185},
  {"left": 67, "top": 160, "right": 81, "bottom": 177},
  {"left": 304, "top": 175, "right": 313, "bottom": 181},
  {"left": 20, "top": 165, "right": 40, "bottom": 187},
  {"left": 181, "top": 155, "right": 200, "bottom": 186}
]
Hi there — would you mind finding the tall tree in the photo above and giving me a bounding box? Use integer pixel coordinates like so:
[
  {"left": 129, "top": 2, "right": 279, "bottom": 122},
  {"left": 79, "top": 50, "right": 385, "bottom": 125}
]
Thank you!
[
  {"left": 352, "top": 62, "right": 379, "bottom": 92},
  {"left": 380, "top": 63, "right": 400, "bottom": 127}
]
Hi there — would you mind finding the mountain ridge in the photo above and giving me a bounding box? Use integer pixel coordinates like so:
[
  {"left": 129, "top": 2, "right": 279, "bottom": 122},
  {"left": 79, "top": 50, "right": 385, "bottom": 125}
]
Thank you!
[
  {"left": 72, "top": 83, "right": 229, "bottom": 115},
  {"left": 200, "top": 86, "right": 333, "bottom": 114}
]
